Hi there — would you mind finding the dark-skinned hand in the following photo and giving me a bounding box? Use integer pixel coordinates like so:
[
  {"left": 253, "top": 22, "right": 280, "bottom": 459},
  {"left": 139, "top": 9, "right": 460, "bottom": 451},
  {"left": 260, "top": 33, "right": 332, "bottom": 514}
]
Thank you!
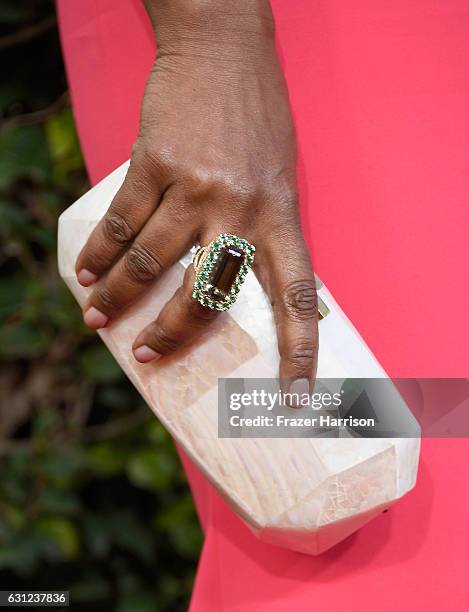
[{"left": 76, "top": 0, "right": 318, "bottom": 400}]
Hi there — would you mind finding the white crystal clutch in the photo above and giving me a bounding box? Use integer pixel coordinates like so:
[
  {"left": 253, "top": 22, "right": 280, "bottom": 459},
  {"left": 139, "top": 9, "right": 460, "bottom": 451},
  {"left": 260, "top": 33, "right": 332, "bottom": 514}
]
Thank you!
[{"left": 58, "top": 161, "right": 420, "bottom": 554}]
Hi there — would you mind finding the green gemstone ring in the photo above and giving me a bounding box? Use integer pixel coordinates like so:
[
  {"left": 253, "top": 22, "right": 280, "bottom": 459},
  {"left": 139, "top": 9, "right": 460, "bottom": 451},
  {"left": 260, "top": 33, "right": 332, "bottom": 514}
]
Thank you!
[{"left": 192, "top": 234, "right": 255, "bottom": 311}]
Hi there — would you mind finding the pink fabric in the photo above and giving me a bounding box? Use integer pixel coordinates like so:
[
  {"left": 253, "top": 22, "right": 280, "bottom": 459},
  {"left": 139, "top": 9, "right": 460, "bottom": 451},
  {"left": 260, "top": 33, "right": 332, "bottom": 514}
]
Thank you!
[{"left": 57, "top": 1, "right": 469, "bottom": 609}]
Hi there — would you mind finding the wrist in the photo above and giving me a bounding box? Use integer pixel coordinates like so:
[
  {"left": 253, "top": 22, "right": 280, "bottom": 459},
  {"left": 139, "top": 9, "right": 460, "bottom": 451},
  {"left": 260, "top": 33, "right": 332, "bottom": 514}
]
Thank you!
[{"left": 144, "top": 0, "right": 275, "bottom": 59}]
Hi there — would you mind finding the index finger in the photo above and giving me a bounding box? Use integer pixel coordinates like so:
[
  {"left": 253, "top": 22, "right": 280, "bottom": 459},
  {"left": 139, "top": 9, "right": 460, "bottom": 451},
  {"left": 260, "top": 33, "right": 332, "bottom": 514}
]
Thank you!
[{"left": 75, "top": 159, "right": 161, "bottom": 285}]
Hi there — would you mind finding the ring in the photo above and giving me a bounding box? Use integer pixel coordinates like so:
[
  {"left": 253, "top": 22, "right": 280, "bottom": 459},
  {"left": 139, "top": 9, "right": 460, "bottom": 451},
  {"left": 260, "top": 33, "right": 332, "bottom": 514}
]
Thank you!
[{"left": 192, "top": 234, "right": 255, "bottom": 311}]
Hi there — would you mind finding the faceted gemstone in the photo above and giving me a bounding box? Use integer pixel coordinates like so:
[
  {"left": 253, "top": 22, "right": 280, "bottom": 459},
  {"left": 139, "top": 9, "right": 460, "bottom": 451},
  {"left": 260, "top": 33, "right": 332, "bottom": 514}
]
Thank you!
[{"left": 208, "top": 246, "right": 244, "bottom": 299}]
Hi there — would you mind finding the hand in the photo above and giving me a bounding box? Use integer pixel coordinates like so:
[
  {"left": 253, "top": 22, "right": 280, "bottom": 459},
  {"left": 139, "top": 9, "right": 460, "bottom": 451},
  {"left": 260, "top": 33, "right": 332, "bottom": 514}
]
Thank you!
[{"left": 75, "top": 0, "right": 318, "bottom": 400}]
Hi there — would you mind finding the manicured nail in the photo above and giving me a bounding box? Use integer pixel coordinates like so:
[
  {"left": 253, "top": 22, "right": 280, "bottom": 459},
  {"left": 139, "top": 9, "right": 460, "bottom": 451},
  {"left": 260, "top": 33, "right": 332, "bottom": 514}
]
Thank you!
[
  {"left": 83, "top": 306, "right": 108, "bottom": 329},
  {"left": 77, "top": 269, "right": 98, "bottom": 286},
  {"left": 288, "top": 378, "right": 310, "bottom": 409},
  {"left": 133, "top": 345, "right": 161, "bottom": 363}
]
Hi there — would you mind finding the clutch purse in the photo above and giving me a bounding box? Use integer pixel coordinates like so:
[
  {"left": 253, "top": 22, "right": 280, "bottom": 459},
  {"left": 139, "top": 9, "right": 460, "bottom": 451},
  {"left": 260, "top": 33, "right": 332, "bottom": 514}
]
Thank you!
[{"left": 58, "top": 161, "right": 420, "bottom": 554}]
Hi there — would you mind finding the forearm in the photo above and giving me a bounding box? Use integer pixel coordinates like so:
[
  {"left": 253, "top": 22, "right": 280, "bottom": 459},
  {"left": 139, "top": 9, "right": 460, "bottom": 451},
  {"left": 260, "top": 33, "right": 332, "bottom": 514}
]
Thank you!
[{"left": 142, "top": 0, "right": 275, "bottom": 57}]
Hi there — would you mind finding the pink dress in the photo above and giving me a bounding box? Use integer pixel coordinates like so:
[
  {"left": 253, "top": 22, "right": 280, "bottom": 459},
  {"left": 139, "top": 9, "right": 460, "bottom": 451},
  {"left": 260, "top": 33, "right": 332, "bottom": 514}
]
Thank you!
[{"left": 57, "top": 1, "right": 469, "bottom": 609}]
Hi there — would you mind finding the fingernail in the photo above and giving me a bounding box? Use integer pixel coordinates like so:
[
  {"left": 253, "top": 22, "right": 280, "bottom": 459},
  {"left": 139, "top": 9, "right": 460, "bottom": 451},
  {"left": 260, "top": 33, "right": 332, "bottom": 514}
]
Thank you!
[
  {"left": 83, "top": 306, "right": 108, "bottom": 329},
  {"left": 77, "top": 269, "right": 98, "bottom": 286},
  {"left": 133, "top": 345, "right": 161, "bottom": 363},
  {"left": 288, "top": 378, "right": 310, "bottom": 409}
]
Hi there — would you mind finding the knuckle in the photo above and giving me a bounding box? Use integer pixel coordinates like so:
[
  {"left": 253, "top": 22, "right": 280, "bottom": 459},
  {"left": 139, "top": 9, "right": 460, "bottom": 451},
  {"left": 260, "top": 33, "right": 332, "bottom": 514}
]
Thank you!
[
  {"left": 102, "top": 211, "right": 134, "bottom": 245},
  {"left": 94, "top": 286, "right": 117, "bottom": 313},
  {"left": 227, "top": 179, "right": 259, "bottom": 204},
  {"left": 190, "top": 170, "right": 254, "bottom": 203},
  {"left": 190, "top": 172, "right": 222, "bottom": 202},
  {"left": 282, "top": 279, "right": 318, "bottom": 321},
  {"left": 285, "top": 340, "right": 317, "bottom": 372},
  {"left": 148, "top": 323, "right": 181, "bottom": 355},
  {"left": 124, "top": 244, "right": 164, "bottom": 284},
  {"left": 182, "top": 291, "right": 219, "bottom": 323},
  {"left": 131, "top": 140, "right": 153, "bottom": 167},
  {"left": 133, "top": 141, "right": 175, "bottom": 176},
  {"left": 189, "top": 165, "right": 287, "bottom": 219},
  {"left": 266, "top": 184, "right": 298, "bottom": 209}
]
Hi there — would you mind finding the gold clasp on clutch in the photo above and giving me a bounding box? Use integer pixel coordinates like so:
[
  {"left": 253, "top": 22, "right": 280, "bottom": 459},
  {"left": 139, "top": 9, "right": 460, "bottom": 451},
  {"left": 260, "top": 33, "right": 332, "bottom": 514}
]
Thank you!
[{"left": 315, "top": 274, "right": 330, "bottom": 320}]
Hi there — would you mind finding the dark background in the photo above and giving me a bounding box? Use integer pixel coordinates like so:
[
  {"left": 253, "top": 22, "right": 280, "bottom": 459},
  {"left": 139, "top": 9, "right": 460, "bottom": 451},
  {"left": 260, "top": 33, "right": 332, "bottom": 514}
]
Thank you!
[{"left": 0, "top": 1, "right": 201, "bottom": 609}]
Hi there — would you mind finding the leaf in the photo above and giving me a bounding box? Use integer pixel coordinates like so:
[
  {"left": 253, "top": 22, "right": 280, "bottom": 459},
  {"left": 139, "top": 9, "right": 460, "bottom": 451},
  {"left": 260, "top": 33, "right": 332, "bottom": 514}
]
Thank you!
[
  {"left": 0, "top": 503, "right": 25, "bottom": 530},
  {"left": 0, "top": 321, "right": 49, "bottom": 358},
  {"left": 0, "top": 197, "right": 29, "bottom": 239},
  {"left": 107, "top": 511, "right": 156, "bottom": 564},
  {"left": 30, "top": 224, "right": 56, "bottom": 249},
  {"left": 36, "top": 489, "right": 80, "bottom": 516},
  {"left": 146, "top": 420, "right": 170, "bottom": 445},
  {"left": 0, "top": 125, "right": 51, "bottom": 188},
  {"left": 127, "top": 449, "right": 178, "bottom": 492},
  {"left": 86, "top": 442, "right": 127, "bottom": 477},
  {"left": 96, "top": 385, "right": 143, "bottom": 410},
  {"left": 46, "top": 108, "right": 84, "bottom": 184},
  {"left": 42, "top": 283, "right": 85, "bottom": 331},
  {"left": 34, "top": 517, "right": 80, "bottom": 559},
  {"left": 40, "top": 447, "right": 85, "bottom": 486},
  {"left": 79, "top": 344, "right": 123, "bottom": 384},
  {"left": 167, "top": 522, "right": 203, "bottom": 560},
  {"left": 155, "top": 496, "right": 202, "bottom": 559},
  {"left": 115, "top": 591, "right": 159, "bottom": 612},
  {"left": 0, "top": 275, "right": 29, "bottom": 319},
  {"left": 82, "top": 514, "right": 111, "bottom": 559},
  {"left": 0, "top": 540, "right": 39, "bottom": 575},
  {"left": 0, "top": 465, "right": 29, "bottom": 506},
  {"left": 33, "top": 407, "right": 60, "bottom": 435},
  {"left": 69, "top": 573, "right": 111, "bottom": 603}
]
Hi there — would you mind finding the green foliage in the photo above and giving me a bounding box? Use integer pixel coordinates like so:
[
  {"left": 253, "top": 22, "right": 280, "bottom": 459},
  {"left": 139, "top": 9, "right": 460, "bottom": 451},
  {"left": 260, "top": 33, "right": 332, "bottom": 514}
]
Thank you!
[
  {"left": 0, "top": 3, "right": 201, "bottom": 610},
  {"left": 0, "top": 124, "right": 51, "bottom": 189}
]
